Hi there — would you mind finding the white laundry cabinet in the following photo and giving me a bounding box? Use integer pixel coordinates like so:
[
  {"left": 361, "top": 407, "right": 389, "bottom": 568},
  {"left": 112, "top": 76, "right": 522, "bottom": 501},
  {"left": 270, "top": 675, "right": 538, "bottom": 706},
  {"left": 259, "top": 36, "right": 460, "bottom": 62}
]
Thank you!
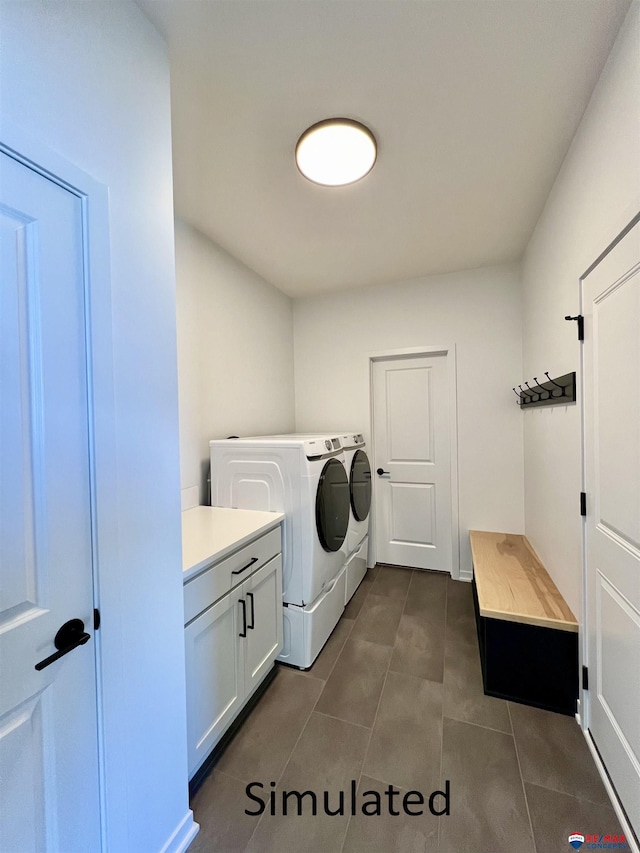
[{"left": 181, "top": 507, "right": 284, "bottom": 782}]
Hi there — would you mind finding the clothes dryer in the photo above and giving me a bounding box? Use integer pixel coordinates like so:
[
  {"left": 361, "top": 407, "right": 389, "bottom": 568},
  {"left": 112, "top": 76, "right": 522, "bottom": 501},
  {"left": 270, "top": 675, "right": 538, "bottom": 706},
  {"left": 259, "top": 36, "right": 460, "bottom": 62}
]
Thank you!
[
  {"left": 209, "top": 434, "right": 349, "bottom": 669},
  {"left": 340, "top": 434, "right": 372, "bottom": 603}
]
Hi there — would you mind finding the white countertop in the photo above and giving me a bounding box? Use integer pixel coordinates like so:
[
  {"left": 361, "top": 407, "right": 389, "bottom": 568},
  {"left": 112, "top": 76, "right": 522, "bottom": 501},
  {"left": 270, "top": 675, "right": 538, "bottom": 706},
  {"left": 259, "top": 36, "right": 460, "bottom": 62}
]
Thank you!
[{"left": 181, "top": 506, "right": 284, "bottom": 581}]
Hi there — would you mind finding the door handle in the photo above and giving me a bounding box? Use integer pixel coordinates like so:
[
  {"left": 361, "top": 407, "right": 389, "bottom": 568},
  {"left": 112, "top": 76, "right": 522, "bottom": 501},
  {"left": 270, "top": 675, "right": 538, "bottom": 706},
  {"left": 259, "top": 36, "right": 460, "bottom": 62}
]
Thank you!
[
  {"left": 246, "top": 592, "right": 255, "bottom": 630},
  {"left": 376, "top": 468, "right": 390, "bottom": 476},
  {"left": 239, "top": 599, "right": 247, "bottom": 638},
  {"left": 35, "top": 619, "right": 91, "bottom": 671}
]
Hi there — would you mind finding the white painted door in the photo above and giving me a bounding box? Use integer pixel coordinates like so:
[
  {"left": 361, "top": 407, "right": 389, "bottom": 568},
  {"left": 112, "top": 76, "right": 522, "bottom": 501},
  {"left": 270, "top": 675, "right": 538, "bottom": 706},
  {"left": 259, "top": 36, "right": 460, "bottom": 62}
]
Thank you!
[
  {"left": 0, "top": 151, "right": 101, "bottom": 851},
  {"left": 244, "top": 555, "right": 283, "bottom": 694},
  {"left": 583, "top": 219, "right": 640, "bottom": 836},
  {"left": 184, "top": 586, "right": 245, "bottom": 777},
  {"left": 372, "top": 353, "right": 452, "bottom": 572}
]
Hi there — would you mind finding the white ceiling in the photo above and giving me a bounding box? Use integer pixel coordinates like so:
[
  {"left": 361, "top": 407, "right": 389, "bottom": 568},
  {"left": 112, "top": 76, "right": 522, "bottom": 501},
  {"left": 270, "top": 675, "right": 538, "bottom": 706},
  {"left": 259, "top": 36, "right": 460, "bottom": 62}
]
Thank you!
[{"left": 137, "top": 0, "right": 631, "bottom": 298}]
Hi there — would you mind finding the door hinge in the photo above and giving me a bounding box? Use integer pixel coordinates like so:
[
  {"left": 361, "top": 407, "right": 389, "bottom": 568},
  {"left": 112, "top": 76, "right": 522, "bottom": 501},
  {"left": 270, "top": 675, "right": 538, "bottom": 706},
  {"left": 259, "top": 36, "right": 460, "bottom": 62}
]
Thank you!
[
  {"left": 582, "top": 665, "right": 589, "bottom": 691},
  {"left": 580, "top": 492, "right": 587, "bottom": 517},
  {"left": 93, "top": 608, "right": 101, "bottom": 630},
  {"left": 565, "top": 314, "right": 584, "bottom": 341}
]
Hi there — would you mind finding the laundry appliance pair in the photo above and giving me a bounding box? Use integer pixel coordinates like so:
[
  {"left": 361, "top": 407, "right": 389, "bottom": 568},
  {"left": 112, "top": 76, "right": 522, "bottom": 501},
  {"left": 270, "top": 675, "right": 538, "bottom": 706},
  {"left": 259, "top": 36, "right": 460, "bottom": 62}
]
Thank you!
[
  {"left": 339, "top": 433, "right": 371, "bottom": 604},
  {"left": 209, "top": 433, "right": 371, "bottom": 669}
]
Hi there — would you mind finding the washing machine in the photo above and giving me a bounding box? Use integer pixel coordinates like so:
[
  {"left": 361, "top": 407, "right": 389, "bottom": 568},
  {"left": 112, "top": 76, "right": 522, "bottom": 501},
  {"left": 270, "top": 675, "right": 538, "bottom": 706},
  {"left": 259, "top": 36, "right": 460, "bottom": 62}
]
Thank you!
[
  {"left": 209, "top": 434, "right": 350, "bottom": 669},
  {"left": 340, "top": 434, "right": 372, "bottom": 603}
]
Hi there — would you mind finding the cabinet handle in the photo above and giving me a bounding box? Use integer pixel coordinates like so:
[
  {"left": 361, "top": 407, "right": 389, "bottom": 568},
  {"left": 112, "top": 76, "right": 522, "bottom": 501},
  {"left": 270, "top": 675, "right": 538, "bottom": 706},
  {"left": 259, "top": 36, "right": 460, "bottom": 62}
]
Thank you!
[
  {"left": 246, "top": 592, "right": 255, "bottom": 630},
  {"left": 232, "top": 557, "right": 258, "bottom": 576},
  {"left": 239, "top": 599, "right": 247, "bottom": 638}
]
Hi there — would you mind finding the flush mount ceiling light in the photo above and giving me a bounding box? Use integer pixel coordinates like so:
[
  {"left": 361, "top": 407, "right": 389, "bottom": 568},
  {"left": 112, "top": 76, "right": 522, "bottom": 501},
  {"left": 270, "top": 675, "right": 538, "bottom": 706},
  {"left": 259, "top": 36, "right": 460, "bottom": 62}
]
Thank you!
[{"left": 295, "top": 118, "right": 377, "bottom": 187}]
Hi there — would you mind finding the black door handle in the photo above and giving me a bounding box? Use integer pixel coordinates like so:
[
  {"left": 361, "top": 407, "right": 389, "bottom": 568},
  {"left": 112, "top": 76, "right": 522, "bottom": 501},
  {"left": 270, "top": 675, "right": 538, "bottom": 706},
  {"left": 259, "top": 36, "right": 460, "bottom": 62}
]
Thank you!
[
  {"left": 246, "top": 592, "right": 255, "bottom": 630},
  {"left": 376, "top": 468, "right": 390, "bottom": 476},
  {"left": 239, "top": 599, "right": 247, "bottom": 638},
  {"left": 35, "top": 618, "right": 91, "bottom": 671}
]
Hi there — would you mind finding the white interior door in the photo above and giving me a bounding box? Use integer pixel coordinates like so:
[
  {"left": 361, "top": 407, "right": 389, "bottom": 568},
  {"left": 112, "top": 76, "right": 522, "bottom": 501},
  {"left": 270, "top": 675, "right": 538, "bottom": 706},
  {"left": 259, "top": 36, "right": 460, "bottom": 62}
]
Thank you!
[
  {"left": 372, "top": 353, "right": 453, "bottom": 573},
  {"left": 583, "top": 218, "right": 640, "bottom": 837},
  {"left": 0, "top": 150, "right": 101, "bottom": 851}
]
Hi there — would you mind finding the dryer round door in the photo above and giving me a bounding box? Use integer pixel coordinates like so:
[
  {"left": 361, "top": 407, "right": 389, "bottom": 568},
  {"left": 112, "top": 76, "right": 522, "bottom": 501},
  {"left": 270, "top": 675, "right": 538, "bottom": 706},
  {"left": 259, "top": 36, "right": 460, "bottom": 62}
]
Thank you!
[
  {"left": 350, "top": 449, "right": 371, "bottom": 521},
  {"left": 315, "top": 458, "right": 350, "bottom": 552}
]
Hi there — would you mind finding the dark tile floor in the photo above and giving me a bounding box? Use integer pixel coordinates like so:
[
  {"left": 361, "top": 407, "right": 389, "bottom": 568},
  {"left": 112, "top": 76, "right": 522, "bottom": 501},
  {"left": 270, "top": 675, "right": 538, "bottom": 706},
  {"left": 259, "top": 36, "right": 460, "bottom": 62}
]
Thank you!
[{"left": 188, "top": 566, "right": 623, "bottom": 853}]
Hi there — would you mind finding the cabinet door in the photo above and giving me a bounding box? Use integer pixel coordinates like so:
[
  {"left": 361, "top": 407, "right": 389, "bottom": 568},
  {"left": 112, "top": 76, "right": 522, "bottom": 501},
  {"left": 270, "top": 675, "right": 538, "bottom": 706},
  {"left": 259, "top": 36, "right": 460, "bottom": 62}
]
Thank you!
[
  {"left": 244, "top": 555, "right": 283, "bottom": 696},
  {"left": 184, "top": 586, "right": 245, "bottom": 777}
]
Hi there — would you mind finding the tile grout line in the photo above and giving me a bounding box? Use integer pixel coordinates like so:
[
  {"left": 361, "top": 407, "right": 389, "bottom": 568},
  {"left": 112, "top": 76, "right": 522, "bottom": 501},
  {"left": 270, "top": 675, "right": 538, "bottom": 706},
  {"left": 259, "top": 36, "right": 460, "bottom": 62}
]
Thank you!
[
  {"left": 242, "top": 566, "right": 417, "bottom": 852},
  {"left": 440, "top": 714, "right": 514, "bottom": 737},
  {"left": 246, "top": 566, "right": 379, "bottom": 853},
  {"left": 522, "top": 779, "right": 623, "bottom": 810},
  {"left": 399, "top": 568, "right": 415, "bottom": 618},
  {"left": 313, "top": 708, "right": 373, "bottom": 731},
  {"left": 508, "top": 701, "right": 538, "bottom": 853},
  {"left": 241, "top": 678, "right": 323, "bottom": 852},
  {"left": 339, "top": 566, "right": 413, "bottom": 853},
  {"left": 206, "top": 764, "right": 251, "bottom": 788},
  {"left": 306, "top": 616, "right": 354, "bottom": 685}
]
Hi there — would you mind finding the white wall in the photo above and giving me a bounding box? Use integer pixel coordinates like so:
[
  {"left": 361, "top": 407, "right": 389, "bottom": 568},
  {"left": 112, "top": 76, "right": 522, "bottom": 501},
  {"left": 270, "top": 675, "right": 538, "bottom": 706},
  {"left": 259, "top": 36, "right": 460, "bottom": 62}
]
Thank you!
[
  {"left": 0, "top": 4, "right": 194, "bottom": 851},
  {"left": 293, "top": 263, "right": 524, "bottom": 576},
  {"left": 522, "top": 2, "right": 640, "bottom": 618},
  {"left": 175, "top": 218, "right": 295, "bottom": 505}
]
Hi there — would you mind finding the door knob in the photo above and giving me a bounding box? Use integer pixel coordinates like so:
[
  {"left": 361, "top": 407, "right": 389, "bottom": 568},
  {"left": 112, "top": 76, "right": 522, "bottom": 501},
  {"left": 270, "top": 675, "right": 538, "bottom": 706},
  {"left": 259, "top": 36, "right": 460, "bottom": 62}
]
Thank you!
[
  {"left": 376, "top": 468, "right": 390, "bottom": 476},
  {"left": 35, "top": 618, "right": 91, "bottom": 671}
]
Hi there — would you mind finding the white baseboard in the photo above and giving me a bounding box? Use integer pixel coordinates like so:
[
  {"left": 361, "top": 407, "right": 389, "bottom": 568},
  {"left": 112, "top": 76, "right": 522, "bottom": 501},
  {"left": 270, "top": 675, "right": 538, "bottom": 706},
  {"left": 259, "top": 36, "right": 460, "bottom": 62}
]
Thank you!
[
  {"left": 581, "top": 728, "right": 639, "bottom": 853},
  {"left": 160, "top": 810, "right": 199, "bottom": 853},
  {"left": 457, "top": 567, "right": 473, "bottom": 582}
]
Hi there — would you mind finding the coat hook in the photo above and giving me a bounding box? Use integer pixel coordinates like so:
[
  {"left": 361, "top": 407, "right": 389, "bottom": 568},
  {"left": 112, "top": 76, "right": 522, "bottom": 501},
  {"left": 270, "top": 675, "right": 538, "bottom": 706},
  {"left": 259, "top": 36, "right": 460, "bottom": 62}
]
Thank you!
[
  {"left": 532, "top": 377, "right": 550, "bottom": 401},
  {"left": 513, "top": 371, "right": 576, "bottom": 410},
  {"left": 519, "top": 384, "right": 534, "bottom": 401},
  {"left": 544, "top": 371, "right": 565, "bottom": 397},
  {"left": 524, "top": 381, "right": 541, "bottom": 401}
]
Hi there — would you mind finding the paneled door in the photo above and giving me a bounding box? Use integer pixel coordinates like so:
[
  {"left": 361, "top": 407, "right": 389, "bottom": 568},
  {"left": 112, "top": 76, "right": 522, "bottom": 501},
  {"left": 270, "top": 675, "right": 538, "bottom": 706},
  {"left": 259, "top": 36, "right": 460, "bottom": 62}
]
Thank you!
[
  {"left": 583, "top": 217, "right": 640, "bottom": 837},
  {"left": 244, "top": 555, "right": 283, "bottom": 694},
  {"left": 372, "top": 353, "right": 453, "bottom": 572},
  {"left": 184, "top": 585, "right": 245, "bottom": 777},
  {"left": 0, "top": 150, "right": 101, "bottom": 850}
]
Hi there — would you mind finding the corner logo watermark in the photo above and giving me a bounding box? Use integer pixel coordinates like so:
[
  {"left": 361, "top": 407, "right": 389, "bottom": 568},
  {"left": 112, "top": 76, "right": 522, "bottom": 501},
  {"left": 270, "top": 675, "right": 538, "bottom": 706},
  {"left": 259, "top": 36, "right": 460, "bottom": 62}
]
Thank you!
[{"left": 568, "top": 832, "right": 627, "bottom": 850}]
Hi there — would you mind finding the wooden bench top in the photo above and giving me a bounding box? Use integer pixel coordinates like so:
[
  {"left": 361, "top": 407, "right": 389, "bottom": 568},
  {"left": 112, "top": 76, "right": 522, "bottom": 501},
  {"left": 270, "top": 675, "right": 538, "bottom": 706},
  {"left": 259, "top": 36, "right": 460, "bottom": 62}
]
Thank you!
[{"left": 469, "top": 531, "right": 578, "bottom": 633}]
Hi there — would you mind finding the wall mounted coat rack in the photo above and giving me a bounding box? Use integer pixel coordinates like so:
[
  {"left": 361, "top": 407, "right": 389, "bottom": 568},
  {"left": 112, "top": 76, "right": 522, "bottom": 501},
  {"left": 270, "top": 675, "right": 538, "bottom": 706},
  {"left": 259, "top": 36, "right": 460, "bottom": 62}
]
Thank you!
[{"left": 512, "top": 372, "right": 576, "bottom": 408}]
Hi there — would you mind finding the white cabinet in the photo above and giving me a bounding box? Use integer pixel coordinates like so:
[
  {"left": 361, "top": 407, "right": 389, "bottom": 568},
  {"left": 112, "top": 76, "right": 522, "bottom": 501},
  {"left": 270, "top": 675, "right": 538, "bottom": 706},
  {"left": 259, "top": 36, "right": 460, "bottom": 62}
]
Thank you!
[
  {"left": 244, "top": 556, "right": 283, "bottom": 694},
  {"left": 183, "top": 523, "right": 282, "bottom": 780},
  {"left": 185, "top": 586, "right": 244, "bottom": 772}
]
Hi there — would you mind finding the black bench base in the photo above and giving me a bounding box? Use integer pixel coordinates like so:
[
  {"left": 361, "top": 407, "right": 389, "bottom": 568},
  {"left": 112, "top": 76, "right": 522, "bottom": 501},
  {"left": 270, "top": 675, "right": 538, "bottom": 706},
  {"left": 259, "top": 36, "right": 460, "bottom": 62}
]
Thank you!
[{"left": 472, "top": 579, "right": 578, "bottom": 716}]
